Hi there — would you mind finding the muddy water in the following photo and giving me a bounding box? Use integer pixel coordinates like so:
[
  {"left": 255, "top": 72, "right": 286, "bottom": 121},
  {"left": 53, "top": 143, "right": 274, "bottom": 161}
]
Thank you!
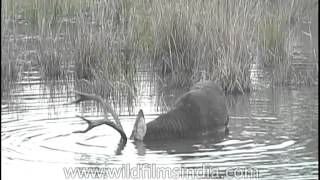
[{"left": 1, "top": 68, "right": 318, "bottom": 180}]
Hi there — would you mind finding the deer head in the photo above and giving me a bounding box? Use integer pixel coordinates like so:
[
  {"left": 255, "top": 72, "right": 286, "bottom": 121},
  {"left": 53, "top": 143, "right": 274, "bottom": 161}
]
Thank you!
[
  {"left": 130, "top": 109, "right": 147, "bottom": 141},
  {"left": 70, "top": 91, "right": 147, "bottom": 148},
  {"left": 70, "top": 91, "right": 127, "bottom": 144}
]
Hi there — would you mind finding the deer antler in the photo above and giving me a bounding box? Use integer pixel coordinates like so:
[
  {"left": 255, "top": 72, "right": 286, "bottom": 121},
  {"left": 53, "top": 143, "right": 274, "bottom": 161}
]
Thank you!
[{"left": 70, "top": 91, "right": 127, "bottom": 144}]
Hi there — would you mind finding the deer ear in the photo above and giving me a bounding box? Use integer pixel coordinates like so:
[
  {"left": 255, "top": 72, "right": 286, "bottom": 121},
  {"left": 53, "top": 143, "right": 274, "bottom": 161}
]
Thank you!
[{"left": 130, "top": 109, "right": 147, "bottom": 141}]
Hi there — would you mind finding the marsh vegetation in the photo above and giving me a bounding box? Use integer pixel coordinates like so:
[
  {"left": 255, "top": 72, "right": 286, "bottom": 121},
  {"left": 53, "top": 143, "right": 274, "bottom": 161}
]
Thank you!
[
  {"left": 1, "top": 0, "right": 318, "bottom": 97},
  {"left": 1, "top": 1, "right": 318, "bottom": 179}
]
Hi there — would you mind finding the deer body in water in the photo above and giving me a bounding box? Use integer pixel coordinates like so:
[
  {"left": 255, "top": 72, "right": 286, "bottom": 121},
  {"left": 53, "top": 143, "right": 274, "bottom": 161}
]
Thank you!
[{"left": 71, "top": 81, "right": 229, "bottom": 145}]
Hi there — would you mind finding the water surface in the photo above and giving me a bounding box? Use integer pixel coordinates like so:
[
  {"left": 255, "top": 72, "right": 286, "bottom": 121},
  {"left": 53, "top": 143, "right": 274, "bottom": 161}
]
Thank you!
[{"left": 1, "top": 70, "right": 318, "bottom": 179}]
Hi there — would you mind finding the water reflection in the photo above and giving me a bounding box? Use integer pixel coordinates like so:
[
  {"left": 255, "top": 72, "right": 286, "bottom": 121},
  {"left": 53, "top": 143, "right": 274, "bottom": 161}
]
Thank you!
[
  {"left": 133, "top": 133, "right": 227, "bottom": 156},
  {"left": 1, "top": 70, "right": 318, "bottom": 179}
]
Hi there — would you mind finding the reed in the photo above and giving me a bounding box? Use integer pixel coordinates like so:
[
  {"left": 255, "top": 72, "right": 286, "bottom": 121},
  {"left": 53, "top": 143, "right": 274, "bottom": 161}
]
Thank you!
[
  {"left": 1, "top": 0, "right": 317, "bottom": 96},
  {"left": 148, "top": 1, "right": 258, "bottom": 93},
  {"left": 257, "top": 0, "right": 318, "bottom": 85},
  {"left": 69, "top": 0, "right": 138, "bottom": 104},
  {"left": 1, "top": 1, "right": 20, "bottom": 96}
]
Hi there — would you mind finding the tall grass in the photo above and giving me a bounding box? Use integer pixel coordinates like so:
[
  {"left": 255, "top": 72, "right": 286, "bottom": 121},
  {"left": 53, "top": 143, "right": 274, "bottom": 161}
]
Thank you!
[
  {"left": 1, "top": 0, "right": 22, "bottom": 96},
  {"left": 1, "top": 0, "right": 318, "bottom": 96},
  {"left": 1, "top": 39, "right": 20, "bottom": 97},
  {"left": 257, "top": 0, "right": 318, "bottom": 85},
  {"left": 69, "top": 0, "right": 139, "bottom": 107},
  {"left": 148, "top": 1, "right": 258, "bottom": 93}
]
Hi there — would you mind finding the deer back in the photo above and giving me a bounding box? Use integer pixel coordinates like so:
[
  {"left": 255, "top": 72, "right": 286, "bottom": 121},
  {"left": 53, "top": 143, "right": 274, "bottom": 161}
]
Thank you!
[{"left": 144, "top": 81, "right": 228, "bottom": 141}]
